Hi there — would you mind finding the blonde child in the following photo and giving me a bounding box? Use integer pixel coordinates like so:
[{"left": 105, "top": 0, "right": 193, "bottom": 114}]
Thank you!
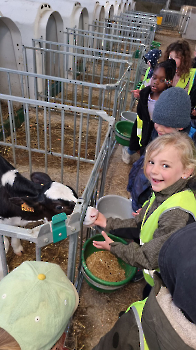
[
  {"left": 93, "top": 223, "right": 196, "bottom": 350},
  {"left": 0, "top": 261, "right": 79, "bottom": 350},
  {"left": 92, "top": 133, "right": 196, "bottom": 284}
]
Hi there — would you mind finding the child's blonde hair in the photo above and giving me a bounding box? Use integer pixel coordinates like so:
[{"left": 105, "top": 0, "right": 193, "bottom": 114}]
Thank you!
[
  {"left": 0, "top": 327, "right": 65, "bottom": 350},
  {"left": 0, "top": 328, "right": 20, "bottom": 350},
  {"left": 144, "top": 132, "right": 196, "bottom": 177}
]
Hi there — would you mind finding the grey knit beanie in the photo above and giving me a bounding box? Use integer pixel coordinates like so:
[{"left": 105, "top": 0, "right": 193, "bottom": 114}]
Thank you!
[{"left": 152, "top": 87, "right": 191, "bottom": 128}]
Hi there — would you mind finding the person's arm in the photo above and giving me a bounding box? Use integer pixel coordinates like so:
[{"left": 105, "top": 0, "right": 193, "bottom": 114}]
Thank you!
[
  {"left": 131, "top": 89, "right": 140, "bottom": 99},
  {"left": 93, "top": 203, "right": 145, "bottom": 231},
  {"left": 110, "top": 208, "right": 191, "bottom": 270},
  {"left": 92, "top": 209, "right": 144, "bottom": 250},
  {"left": 105, "top": 216, "right": 138, "bottom": 232},
  {"left": 128, "top": 118, "right": 141, "bottom": 152},
  {"left": 190, "top": 72, "right": 196, "bottom": 116}
]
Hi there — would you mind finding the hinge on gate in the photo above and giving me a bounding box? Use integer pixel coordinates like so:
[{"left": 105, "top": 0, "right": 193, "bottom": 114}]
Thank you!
[{"left": 51, "top": 213, "right": 67, "bottom": 243}]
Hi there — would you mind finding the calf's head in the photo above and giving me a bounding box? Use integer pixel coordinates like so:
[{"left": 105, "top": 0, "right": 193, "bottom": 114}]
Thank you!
[{"left": 9, "top": 172, "right": 78, "bottom": 221}]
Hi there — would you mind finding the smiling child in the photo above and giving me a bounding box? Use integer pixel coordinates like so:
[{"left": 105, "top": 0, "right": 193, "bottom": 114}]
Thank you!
[
  {"left": 122, "top": 59, "right": 176, "bottom": 163},
  {"left": 91, "top": 133, "right": 196, "bottom": 285}
]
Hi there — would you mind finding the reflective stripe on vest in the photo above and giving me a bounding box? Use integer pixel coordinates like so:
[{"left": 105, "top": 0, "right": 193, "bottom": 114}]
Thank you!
[
  {"left": 126, "top": 299, "right": 149, "bottom": 350},
  {"left": 140, "top": 67, "right": 150, "bottom": 90},
  {"left": 137, "top": 115, "right": 143, "bottom": 145},
  {"left": 143, "top": 269, "right": 155, "bottom": 286},
  {"left": 176, "top": 68, "right": 196, "bottom": 95},
  {"left": 142, "top": 67, "right": 150, "bottom": 84}
]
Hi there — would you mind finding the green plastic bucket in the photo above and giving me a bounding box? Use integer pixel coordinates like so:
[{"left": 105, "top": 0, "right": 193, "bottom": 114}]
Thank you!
[
  {"left": 81, "top": 233, "right": 136, "bottom": 293},
  {"left": 150, "top": 41, "right": 161, "bottom": 50},
  {"left": 115, "top": 120, "right": 133, "bottom": 146}
]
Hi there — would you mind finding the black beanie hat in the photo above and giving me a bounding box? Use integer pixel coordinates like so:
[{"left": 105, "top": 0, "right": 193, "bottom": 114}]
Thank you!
[
  {"left": 152, "top": 87, "right": 191, "bottom": 129},
  {"left": 159, "top": 222, "right": 196, "bottom": 324}
]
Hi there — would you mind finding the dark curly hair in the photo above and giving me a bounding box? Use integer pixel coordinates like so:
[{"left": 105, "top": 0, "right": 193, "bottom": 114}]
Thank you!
[
  {"left": 163, "top": 40, "right": 192, "bottom": 79},
  {"left": 154, "top": 58, "right": 176, "bottom": 82}
]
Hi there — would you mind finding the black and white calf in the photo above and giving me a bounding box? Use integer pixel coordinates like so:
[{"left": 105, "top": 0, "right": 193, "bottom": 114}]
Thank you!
[{"left": 0, "top": 155, "right": 78, "bottom": 256}]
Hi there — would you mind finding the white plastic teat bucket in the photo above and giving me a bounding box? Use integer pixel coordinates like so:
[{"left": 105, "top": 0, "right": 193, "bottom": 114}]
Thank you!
[
  {"left": 120, "top": 111, "right": 137, "bottom": 125},
  {"left": 97, "top": 195, "right": 133, "bottom": 219}
]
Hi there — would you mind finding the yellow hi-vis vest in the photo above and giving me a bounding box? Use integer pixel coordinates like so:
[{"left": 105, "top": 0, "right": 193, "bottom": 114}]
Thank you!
[
  {"left": 176, "top": 68, "right": 196, "bottom": 95},
  {"left": 140, "top": 190, "right": 196, "bottom": 286},
  {"left": 126, "top": 299, "right": 149, "bottom": 350}
]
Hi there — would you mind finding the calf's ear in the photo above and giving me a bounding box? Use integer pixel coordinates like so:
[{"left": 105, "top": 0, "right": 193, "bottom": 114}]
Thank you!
[
  {"left": 9, "top": 196, "right": 39, "bottom": 208},
  {"left": 31, "top": 172, "right": 52, "bottom": 185}
]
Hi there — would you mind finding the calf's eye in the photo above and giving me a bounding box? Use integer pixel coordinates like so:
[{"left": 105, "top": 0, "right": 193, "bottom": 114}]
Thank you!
[{"left": 56, "top": 205, "right": 63, "bottom": 210}]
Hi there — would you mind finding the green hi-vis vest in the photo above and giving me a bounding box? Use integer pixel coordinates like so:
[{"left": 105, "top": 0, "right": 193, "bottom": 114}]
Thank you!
[
  {"left": 126, "top": 299, "right": 149, "bottom": 350},
  {"left": 140, "top": 190, "right": 196, "bottom": 286},
  {"left": 175, "top": 68, "right": 196, "bottom": 95}
]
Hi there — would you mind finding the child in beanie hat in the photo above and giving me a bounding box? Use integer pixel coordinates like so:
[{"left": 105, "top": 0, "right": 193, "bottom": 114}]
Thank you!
[
  {"left": 0, "top": 261, "right": 79, "bottom": 350},
  {"left": 132, "top": 48, "right": 162, "bottom": 98},
  {"left": 152, "top": 86, "right": 191, "bottom": 130},
  {"left": 143, "top": 48, "right": 162, "bottom": 79}
]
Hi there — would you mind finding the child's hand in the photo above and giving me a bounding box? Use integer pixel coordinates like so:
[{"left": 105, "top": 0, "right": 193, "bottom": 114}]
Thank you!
[
  {"left": 94, "top": 212, "right": 107, "bottom": 228},
  {"left": 131, "top": 89, "right": 140, "bottom": 99},
  {"left": 93, "top": 231, "right": 113, "bottom": 251},
  {"left": 132, "top": 208, "right": 142, "bottom": 217}
]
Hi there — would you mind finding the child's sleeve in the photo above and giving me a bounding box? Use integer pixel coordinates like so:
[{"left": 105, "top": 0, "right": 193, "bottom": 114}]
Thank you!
[
  {"left": 105, "top": 204, "right": 146, "bottom": 232},
  {"left": 110, "top": 208, "right": 191, "bottom": 270},
  {"left": 105, "top": 217, "right": 137, "bottom": 232}
]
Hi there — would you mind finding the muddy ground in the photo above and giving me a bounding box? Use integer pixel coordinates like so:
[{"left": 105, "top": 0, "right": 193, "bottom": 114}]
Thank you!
[{"left": 4, "top": 28, "right": 196, "bottom": 350}]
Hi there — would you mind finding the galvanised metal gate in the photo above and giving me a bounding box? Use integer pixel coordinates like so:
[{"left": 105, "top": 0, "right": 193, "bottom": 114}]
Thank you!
[
  {"left": 89, "top": 21, "right": 153, "bottom": 47},
  {"left": 30, "top": 38, "right": 134, "bottom": 79},
  {"left": 0, "top": 93, "right": 114, "bottom": 288},
  {"left": 0, "top": 60, "right": 131, "bottom": 122},
  {"left": 65, "top": 26, "right": 147, "bottom": 54},
  {"left": 116, "top": 14, "right": 157, "bottom": 28},
  {"left": 119, "top": 11, "right": 157, "bottom": 25},
  {"left": 158, "top": 9, "right": 190, "bottom": 34},
  {"left": 126, "top": 10, "right": 157, "bottom": 19}
]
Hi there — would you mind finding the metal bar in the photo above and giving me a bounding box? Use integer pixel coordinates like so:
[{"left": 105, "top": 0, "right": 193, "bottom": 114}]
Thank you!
[
  {"left": 0, "top": 236, "right": 8, "bottom": 278},
  {"left": 60, "top": 109, "right": 65, "bottom": 183},
  {"left": 43, "top": 106, "right": 48, "bottom": 173},
  {"left": 25, "top": 103, "right": 32, "bottom": 174}
]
